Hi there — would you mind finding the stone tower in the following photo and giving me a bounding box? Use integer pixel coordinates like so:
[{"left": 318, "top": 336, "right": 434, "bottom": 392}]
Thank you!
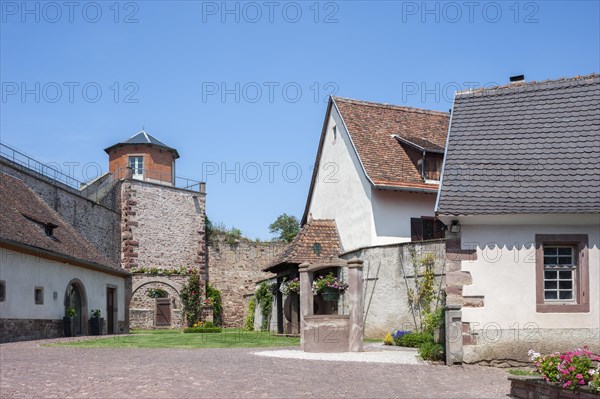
[{"left": 105, "top": 131, "right": 207, "bottom": 329}]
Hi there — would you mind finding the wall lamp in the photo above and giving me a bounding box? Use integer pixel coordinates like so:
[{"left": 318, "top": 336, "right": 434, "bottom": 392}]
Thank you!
[{"left": 450, "top": 220, "right": 461, "bottom": 233}]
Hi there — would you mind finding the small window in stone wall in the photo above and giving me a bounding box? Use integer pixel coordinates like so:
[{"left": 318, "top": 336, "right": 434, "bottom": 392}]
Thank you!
[
  {"left": 34, "top": 287, "right": 44, "bottom": 305},
  {"left": 0, "top": 281, "right": 5, "bottom": 302}
]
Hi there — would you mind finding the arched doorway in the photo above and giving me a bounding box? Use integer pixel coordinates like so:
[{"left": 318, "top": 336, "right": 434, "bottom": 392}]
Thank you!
[{"left": 64, "top": 279, "right": 88, "bottom": 336}]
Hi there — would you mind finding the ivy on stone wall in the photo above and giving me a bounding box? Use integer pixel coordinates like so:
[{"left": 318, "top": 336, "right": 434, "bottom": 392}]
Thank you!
[{"left": 255, "top": 282, "right": 273, "bottom": 331}]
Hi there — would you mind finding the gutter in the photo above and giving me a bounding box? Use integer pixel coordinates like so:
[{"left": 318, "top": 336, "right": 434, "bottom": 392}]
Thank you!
[{"left": 434, "top": 102, "right": 456, "bottom": 214}]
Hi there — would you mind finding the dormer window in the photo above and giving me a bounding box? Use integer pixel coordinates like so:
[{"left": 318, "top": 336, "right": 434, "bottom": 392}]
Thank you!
[
  {"left": 393, "top": 134, "right": 445, "bottom": 182},
  {"left": 44, "top": 223, "right": 57, "bottom": 238}
]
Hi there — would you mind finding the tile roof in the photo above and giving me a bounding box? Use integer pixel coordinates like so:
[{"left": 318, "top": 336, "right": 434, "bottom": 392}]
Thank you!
[
  {"left": 104, "top": 130, "right": 179, "bottom": 158},
  {"left": 263, "top": 219, "right": 342, "bottom": 273},
  {"left": 333, "top": 97, "right": 450, "bottom": 190},
  {"left": 436, "top": 73, "right": 600, "bottom": 216},
  {"left": 0, "top": 172, "right": 121, "bottom": 270}
]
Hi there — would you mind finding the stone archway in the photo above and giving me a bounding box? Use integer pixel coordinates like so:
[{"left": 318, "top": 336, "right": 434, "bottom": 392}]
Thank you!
[
  {"left": 130, "top": 277, "right": 184, "bottom": 329},
  {"left": 64, "top": 279, "right": 88, "bottom": 336}
]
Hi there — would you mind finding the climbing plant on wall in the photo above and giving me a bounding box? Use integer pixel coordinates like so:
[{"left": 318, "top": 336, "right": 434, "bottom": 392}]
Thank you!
[
  {"left": 206, "top": 283, "right": 222, "bottom": 327},
  {"left": 181, "top": 272, "right": 203, "bottom": 327},
  {"left": 255, "top": 282, "right": 273, "bottom": 331},
  {"left": 403, "top": 247, "right": 445, "bottom": 332},
  {"left": 244, "top": 296, "right": 256, "bottom": 331}
]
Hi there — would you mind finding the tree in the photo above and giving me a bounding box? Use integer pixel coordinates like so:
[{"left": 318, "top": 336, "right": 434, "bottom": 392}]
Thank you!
[{"left": 269, "top": 213, "right": 300, "bottom": 243}]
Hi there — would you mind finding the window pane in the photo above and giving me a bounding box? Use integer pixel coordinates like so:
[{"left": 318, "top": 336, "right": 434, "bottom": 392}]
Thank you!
[
  {"left": 559, "top": 280, "right": 572, "bottom": 289},
  {"left": 545, "top": 281, "right": 557, "bottom": 289},
  {"left": 545, "top": 291, "right": 558, "bottom": 300},
  {"left": 559, "top": 270, "right": 572, "bottom": 279},
  {"left": 544, "top": 247, "right": 558, "bottom": 256},
  {"left": 558, "top": 256, "right": 572, "bottom": 265},
  {"left": 544, "top": 270, "right": 557, "bottom": 280},
  {"left": 559, "top": 291, "right": 573, "bottom": 300},
  {"left": 544, "top": 256, "right": 557, "bottom": 265},
  {"left": 558, "top": 248, "right": 572, "bottom": 256}
]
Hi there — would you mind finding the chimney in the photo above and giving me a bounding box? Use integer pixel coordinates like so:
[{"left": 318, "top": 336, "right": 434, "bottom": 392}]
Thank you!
[{"left": 509, "top": 74, "right": 525, "bottom": 83}]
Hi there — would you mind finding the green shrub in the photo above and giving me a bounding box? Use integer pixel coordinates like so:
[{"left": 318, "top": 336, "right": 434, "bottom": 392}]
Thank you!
[
  {"left": 398, "top": 332, "right": 434, "bottom": 347},
  {"left": 206, "top": 284, "right": 222, "bottom": 326},
  {"left": 256, "top": 282, "right": 273, "bottom": 331},
  {"left": 244, "top": 297, "right": 256, "bottom": 331},
  {"left": 183, "top": 326, "right": 222, "bottom": 334},
  {"left": 418, "top": 341, "right": 444, "bottom": 361},
  {"left": 422, "top": 308, "right": 444, "bottom": 335}
]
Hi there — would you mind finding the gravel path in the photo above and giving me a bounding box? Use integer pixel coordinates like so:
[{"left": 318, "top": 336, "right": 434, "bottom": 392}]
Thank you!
[
  {"left": 0, "top": 338, "right": 512, "bottom": 398},
  {"left": 254, "top": 348, "right": 422, "bottom": 364}
]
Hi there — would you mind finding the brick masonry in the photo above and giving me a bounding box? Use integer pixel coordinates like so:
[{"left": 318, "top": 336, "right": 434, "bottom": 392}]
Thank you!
[{"left": 208, "top": 235, "right": 284, "bottom": 327}]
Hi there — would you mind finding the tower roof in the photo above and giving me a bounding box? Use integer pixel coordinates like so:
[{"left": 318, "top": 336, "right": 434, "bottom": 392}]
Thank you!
[{"left": 104, "top": 130, "right": 180, "bottom": 158}]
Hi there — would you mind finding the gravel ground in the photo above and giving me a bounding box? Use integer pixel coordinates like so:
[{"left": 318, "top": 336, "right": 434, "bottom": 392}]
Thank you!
[{"left": 0, "top": 338, "right": 512, "bottom": 398}]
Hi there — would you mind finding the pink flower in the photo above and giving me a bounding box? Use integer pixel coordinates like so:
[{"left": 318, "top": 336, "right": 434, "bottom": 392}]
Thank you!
[
  {"left": 563, "top": 381, "right": 572, "bottom": 388},
  {"left": 569, "top": 366, "right": 576, "bottom": 372},
  {"left": 576, "top": 374, "right": 583, "bottom": 379}
]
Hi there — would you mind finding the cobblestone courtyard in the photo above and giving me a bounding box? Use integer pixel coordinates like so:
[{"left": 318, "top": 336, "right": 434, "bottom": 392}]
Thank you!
[{"left": 0, "top": 338, "right": 511, "bottom": 398}]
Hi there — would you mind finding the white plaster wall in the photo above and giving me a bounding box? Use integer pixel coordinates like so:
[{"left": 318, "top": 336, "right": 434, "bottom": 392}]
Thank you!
[
  {"left": 370, "top": 189, "right": 437, "bottom": 245},
  {"left": 460, "top": 223, "right": 600, "bottom": 329},
  {"left": 308, "top": 106, "right": 439, "bottom": 252},
  {"left": 307, "top": 107, "right": 374, "bottom": 252},
  {"left": 0, "top": 248, "right": 126, "bottom": 321}
]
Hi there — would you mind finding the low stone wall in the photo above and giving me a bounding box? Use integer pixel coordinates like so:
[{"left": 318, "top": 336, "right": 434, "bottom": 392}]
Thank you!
[
  {"left": 509, "top": 376, "right": 599, "bottom": 399},
  {"left": 341, "top": 240, "right": 446, "bottom": 338},
  {"left": 0, "top": 319, "right": 63, "bottom": 343}
]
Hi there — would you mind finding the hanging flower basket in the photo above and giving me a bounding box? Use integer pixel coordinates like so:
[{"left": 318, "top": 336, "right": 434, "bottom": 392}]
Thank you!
[{"left": 321, "top": 287, "right": 340, "bottom": 302}]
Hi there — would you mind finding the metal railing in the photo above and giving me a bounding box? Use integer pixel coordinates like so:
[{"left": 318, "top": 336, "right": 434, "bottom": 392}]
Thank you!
[
  {"left": 111, "top": 167, "right": 205, "bottom": 193},
  {"left": 1, "top": 141, "right": 205, "bottom": 195},
  {"left": 0, "top": 142, "right": 85, "bottom": 190}
]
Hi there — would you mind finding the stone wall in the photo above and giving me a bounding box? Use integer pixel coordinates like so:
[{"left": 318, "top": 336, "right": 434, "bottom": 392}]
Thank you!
[
  {"left": 342, "top": 240, "right": 446, "bottom": 338},
  {"left": 208, "top": 236, "right": 284, "bottom": 328},
  {"left": 129, "top": 274, "right": 187, "bottom": 329},
  {"left": 0, "top": 157, "right": 121, "bottom": 265},
  {"left": 120, "top": 179, "right": 206, "bottom": 276},
  {"left": 0, "top": 319, "right": 63, "bottom": 343}
]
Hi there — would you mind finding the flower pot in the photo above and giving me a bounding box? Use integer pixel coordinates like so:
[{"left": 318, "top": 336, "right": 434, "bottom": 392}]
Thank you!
[
  {"left": 321, "top": 287, "right": 340, "bottom": 302},
  {"left": 90, "top": 317, "right": 104, "bottom": 335},
  {"left": 63, "top": 316, "right": 73, "bottom": 337}
]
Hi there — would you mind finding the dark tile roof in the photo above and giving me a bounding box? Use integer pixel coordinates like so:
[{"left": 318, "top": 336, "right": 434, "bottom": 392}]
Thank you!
[
  {"left": 334, "top": 97, "right": 450, "bottom": 190},
  {"left": 263, "top": 219, "right": 342, "bottom": 273},
  {"left": 0, "top": 172, "right": 120, "bottom": 269},
  {"left": 395, "top": 135, "right": 445, "bottom": 153},
  {"left": 104, "top": 130, "right": 179, "bottom": 158},
  {"left": 437, "top": 74, "right": 600, "bottom": 216}
]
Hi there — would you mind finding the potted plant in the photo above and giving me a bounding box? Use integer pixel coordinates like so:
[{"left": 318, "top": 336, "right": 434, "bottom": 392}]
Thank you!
[
  {"left": 89, "top": 309, "right": 104, "bottom": 336},
  {"left": 63, "top": 306, "right": 77, "bottom": 337},
  {"left": 279, "top": 277, "right": 300, "bottom": 296},
  {"left": 312, "top": 273, "right": 348, "bottom": 302}
]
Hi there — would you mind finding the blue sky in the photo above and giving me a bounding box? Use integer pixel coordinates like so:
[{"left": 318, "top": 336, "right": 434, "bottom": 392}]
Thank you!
[{"left": 1, "top": 1, "right": 599, "bottom": 240}]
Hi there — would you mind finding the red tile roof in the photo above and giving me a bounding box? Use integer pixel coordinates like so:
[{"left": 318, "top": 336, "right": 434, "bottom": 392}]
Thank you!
[
  {"left": 334, "top": 97, "right": 449, "bottom": 189},
  {"left": 0, "top": 172, "right": 121, "bottom": 271},
  {"left": 263, "top": 219, "right": 342, "bottom": 273}
]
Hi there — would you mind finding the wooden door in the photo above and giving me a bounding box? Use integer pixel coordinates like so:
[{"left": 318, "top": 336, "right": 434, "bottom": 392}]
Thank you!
[{"left": 155, "top": 299, "right": 171, "bottom": 326}]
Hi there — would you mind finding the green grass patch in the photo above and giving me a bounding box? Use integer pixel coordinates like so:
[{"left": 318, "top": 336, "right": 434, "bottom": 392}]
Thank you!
[
  {"left": 508, "top": 369, "right": 540, "bottom": 376},
  {"left": 49, "top": 329, "right": 300, "bottom": 349}
]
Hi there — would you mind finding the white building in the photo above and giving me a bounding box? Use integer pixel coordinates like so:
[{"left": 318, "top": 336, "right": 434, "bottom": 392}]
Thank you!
[
  {"left": 436, "top": 74, "right": 600, "bottom": 364},
  {"left": 0, "top": 172, "right": 129, "bottom": 342},
  {"left": 303, "top": 97, "right": 450, "bottom": 252}
]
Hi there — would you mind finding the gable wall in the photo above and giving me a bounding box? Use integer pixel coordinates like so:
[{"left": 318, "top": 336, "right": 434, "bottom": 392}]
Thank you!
[{"left": 307, "top": 107, "right": 374, "bottom": 252}]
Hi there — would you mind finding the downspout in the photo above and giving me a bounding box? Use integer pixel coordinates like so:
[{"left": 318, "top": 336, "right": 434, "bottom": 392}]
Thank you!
[{"left": 421, "top": 150, "right": 426, "bottom": 180}]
